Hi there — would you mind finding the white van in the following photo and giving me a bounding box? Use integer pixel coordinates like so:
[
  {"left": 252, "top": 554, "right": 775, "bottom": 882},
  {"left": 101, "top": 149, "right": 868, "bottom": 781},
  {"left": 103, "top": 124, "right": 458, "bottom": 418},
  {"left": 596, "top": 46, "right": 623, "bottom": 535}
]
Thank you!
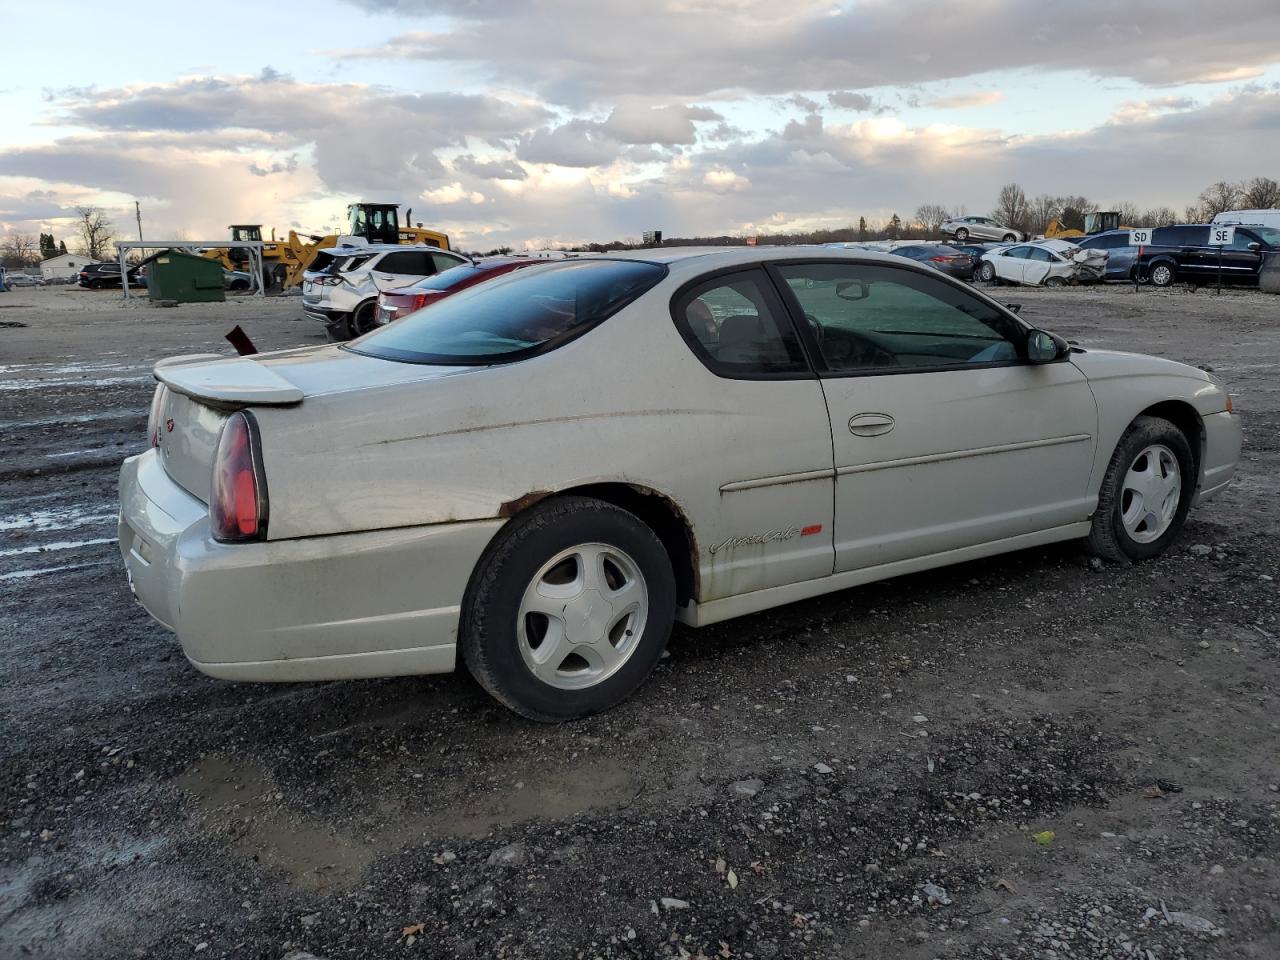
[{"left": 1212, "top": 209, "right": 1280, "bottom": 230}]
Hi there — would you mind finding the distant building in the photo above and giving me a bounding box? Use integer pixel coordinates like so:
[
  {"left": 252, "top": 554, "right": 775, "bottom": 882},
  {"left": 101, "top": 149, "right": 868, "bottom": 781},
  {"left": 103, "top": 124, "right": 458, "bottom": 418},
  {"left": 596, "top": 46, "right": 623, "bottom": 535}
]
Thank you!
[{"left": 40, "top": 252, "right": 89, "bottom": 280}]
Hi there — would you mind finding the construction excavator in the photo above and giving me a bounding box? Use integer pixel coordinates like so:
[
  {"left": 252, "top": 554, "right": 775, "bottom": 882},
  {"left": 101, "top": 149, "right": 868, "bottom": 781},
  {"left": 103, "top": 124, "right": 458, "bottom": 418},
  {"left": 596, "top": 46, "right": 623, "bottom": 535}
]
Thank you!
[
  {"left": 1043, "top": 210, "right": 1124, "bottom": 240},
  {"left": 202, "top": 204, "right": 451, "bottom": 289}
]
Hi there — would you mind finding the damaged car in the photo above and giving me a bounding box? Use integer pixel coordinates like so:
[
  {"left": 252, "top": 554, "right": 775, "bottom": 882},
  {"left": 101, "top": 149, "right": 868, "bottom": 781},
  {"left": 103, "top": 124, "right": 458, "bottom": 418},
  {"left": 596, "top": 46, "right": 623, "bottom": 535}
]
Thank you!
[
  {"left": 118, "top": 248, "right": 1240, "bottom": 721},
  {"left": 977, "top": 239, "right": 1108, "bottom": 286}
]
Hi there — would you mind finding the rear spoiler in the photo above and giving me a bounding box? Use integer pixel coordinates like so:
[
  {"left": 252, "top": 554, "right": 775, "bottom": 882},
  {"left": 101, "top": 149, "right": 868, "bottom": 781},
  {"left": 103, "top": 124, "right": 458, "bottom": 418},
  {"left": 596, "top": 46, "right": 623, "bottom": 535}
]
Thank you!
[{"left": 154, "top": 355, "right": 304, "bottom": 406}]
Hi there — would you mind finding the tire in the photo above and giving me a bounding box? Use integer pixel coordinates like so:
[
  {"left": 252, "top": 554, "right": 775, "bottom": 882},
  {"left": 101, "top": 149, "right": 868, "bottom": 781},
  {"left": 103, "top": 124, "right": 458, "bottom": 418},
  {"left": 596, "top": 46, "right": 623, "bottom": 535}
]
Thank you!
[
  {"left": 324, "top": 316, "right": 355, "bottom": 342},
  {"left": 461, "top": 496, "right": 676, "bottom": 721},
  {"left": 89, "top": 279, "right": 104, "bottom": 290},
  {"left": 1044, "top": 276, "right": 1068, "bottom": 288},
  {"left": 350, "top": 301, "right": 377, "bottom": 336},
  {"left": 1149, "top": 262, "right": 1176, "bottom": 287},
  {"left": 1003, "top": 233, "right": 1018, "bottom": 242},
  {"left": 979, "top": 261, "right": 996, "bottom": 282},
  {"left": 1086, "top": 416, "right": 1195, "bottom": 564},
  {"left": 954, "top": 228, "right": 969, "bottom": 242},
  {"left": 229, "top": 280, "right": 249, "bottom": 292}
]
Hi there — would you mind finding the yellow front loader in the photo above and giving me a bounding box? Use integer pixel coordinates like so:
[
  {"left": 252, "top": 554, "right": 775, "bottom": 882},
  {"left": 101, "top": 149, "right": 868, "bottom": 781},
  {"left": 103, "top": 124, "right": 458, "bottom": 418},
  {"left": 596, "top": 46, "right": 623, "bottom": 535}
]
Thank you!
[{"left": 205, "top": 205, "right": 451, "bottom": 289}]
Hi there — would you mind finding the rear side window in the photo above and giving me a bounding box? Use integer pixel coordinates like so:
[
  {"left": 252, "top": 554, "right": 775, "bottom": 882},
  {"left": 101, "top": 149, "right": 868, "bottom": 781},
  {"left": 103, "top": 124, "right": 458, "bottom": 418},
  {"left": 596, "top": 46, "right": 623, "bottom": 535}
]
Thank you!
[
  {"left": 673, "top": 269, "right": 807, "bottom": 378},
  {"left": 377, "top": 251, "right": 437, "bottom": 275},
  {"left": 431, "top": 252, "right": 464, "bottom": 272},
  {"left": 349, "top": 259, "right": 666, "bottom": 364},
  {"left": 1153, "top": 225, "right": 1209, "bottom": 246}
]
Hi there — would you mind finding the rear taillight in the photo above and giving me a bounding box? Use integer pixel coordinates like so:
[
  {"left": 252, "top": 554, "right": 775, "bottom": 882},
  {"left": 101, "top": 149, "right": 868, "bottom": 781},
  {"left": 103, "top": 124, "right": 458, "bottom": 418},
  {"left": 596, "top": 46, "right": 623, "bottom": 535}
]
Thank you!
[
  {"left": 210, "top": 411, "right": 268, "bottom": 543},
  {"left": 409, "top": 294, "right": 429, "bottom": 312},
  {"left": 146, "top": 384, "right": 167, "bottom": 448}
]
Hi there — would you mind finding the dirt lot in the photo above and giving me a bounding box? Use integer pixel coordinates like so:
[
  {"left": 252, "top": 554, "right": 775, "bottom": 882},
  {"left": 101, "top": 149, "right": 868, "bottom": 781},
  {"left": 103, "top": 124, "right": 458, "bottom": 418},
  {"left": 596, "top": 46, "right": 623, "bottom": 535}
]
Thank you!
[{"left": 1, "top": 283, "right": 1277, "bottom": 959}]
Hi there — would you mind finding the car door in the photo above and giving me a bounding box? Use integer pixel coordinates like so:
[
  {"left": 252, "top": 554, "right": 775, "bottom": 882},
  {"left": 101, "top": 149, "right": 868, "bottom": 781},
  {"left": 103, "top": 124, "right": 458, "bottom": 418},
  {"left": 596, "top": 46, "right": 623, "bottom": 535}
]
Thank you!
[
  {"left": 671, "top": 268, "right": 835, "bottom": 599},
  {"left": 1023, "top": 247, "right": 1057, "bottom": 285},
  {"left": 769, "top": 259, "right": 1097, "bottom": 572},
  {"left": 991, "top": 245, "right": 1031, "bottom": 282}
]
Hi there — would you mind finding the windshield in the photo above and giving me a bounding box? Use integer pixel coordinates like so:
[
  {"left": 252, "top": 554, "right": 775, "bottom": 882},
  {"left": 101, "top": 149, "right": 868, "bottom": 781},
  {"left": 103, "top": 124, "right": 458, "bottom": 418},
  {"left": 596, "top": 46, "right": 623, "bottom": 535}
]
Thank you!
[
  {"left": 1247, "top": 226, "right": 1280, "bottom": 247},
  {"left": 349, "top": 259, "right": 666, "bottom": 364}
]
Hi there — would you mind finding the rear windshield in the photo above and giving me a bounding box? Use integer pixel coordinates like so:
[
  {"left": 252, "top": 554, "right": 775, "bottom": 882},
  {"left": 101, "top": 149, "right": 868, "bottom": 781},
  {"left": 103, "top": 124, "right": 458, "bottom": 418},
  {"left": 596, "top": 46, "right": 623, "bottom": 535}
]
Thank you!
[
  {"left": 348, "top": 259, "right": 666, "bottom": 365},
  {"left": 410, "top": 263, "right": 491, "bottom": 291}
]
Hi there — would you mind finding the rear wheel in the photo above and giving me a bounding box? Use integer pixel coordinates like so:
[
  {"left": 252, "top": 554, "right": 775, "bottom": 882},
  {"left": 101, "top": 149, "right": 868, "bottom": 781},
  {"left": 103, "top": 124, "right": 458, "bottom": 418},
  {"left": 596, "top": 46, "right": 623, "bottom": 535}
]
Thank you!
[
  {"left": 1150, "top": 262, "right": 1176, "bottom": 287},
  {"left": 461, "top": 496, "right": 676, "bottom": 721},
  {"left": 350, "top": 301, "right": 377, "bottom": 336},
  {"left": 1003, "top": 233, "right": 1018, "bottom": 242},
  {"left": 1086, "top": 416, "right": 1195, "bottom": 563}
]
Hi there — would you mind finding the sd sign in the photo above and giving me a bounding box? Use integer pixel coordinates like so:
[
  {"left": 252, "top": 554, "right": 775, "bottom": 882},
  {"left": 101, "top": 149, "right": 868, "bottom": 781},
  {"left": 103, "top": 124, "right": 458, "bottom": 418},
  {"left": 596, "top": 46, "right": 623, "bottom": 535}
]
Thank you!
[{"left": 1128, "top": 228, "right": 1154, "bottom": 246}]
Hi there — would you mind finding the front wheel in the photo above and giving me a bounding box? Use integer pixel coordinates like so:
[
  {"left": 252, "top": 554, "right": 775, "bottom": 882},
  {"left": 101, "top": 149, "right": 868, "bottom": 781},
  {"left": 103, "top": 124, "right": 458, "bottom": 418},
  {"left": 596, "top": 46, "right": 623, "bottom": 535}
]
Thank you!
[
  {"left": 461, "top": 496, "right": 676, "bottom": 721},
  {"left": 1086, "top": 416, "right": 1195, "bottom": 563},
  {"left": 1044, "top": 276, "right": 1068, "bottom": 288},
  {"left": 978, "top": 262, "right": 996, "bottom": 282},
  {"left": 954, "top": 228, "right": 969, "bottom": 242}
]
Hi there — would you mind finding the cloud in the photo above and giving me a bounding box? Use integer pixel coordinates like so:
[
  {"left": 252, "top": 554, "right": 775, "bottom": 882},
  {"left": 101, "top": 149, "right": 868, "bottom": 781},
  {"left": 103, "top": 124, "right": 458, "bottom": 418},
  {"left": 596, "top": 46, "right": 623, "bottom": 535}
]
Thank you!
[
  {"left": 517, "top": 119, "right": 621, "bottom": 167},
  {"left": 600, "top": 103, "right": 723, "bottom": 145},
  {"left": 828, "top": 91, "right": 877, "bottom": 111},
  {"left": 420, "top": 182, "right": 485, "bottom": 205},
  {"left": 926, "top": 91, "right": 1005, "bottom": 109},
  {"left": 248, "top": 154, "right": 299, "bottom": 177},
  {"left": 451, "top": 154, "right": 527, "bottom": 180},
  {"left": 333, "top": 0, "right": 1280, "bottom": 105}
]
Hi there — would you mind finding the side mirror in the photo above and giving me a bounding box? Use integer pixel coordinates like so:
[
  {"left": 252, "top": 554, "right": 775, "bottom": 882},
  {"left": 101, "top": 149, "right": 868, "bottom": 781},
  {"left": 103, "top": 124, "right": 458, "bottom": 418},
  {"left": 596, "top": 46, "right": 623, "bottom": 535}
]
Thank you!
[
  {"left": 835, "top": 279, "right": 870, "bottom": 301},
  {"left": 1027, "top": 329, "right": 1065, "bottom": 363},
  {"left": 1248, "top": 242, "right": 1261, "bottom": 252}
]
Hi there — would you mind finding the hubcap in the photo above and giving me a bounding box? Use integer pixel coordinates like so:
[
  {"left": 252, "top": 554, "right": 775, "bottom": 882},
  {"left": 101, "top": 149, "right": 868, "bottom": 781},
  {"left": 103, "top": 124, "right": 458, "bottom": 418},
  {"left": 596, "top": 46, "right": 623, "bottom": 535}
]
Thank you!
[
  {"left": 1153, "top": 265, "right": 1172, "bottom": 285},
  {"left": 517, "top": 543, "right": 648, "bottom": 690},
  {"left": 1120, "top": 444, "right": 1181, "bottom": 543}
]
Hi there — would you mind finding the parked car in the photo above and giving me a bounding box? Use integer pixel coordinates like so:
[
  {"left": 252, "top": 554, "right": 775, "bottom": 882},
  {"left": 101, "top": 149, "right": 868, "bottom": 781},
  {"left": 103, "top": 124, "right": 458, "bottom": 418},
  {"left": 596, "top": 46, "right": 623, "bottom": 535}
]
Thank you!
[
  {"left": 1134, "top": 224, "right": 1280, "bottom": 288},
  {"left": 78, "top": 262, "right": 142, "bottom": 289},
  {"left": 302, "top": 243, "right": 470, "bottom": 340},
  {"left": 1076, "top": 231, "right": 1140, "bottom": 281},
  {"left": 224, "top": 270, "right": 253, "bottom": 292},
  {"left": 376, "top": 257, "right": 556, "bottom": 327},
  {"left": 945, "top": 242, "right": 1007, "bottom": 264},
  {"left": 119, "top": 248, "right": 1240, "bottom": 720},
  {"left": 888, "top": 243, "right": 975, "bottom": 280},
  {"left": 942, "top": 216, "right": 1026, "bottom": 243},
  {"left": 977, "top": 239, "right": 1107, "bottom": 286},
  {"left": 5, "top": 273, "right": 46, "bottom": 288}
]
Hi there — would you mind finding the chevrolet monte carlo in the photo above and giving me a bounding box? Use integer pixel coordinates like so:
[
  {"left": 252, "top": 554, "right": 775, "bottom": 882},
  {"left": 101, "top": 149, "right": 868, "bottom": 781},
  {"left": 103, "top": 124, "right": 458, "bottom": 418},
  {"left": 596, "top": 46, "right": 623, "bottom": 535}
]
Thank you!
[{"left": 118, "top": 248, "right": 1242, "bottom": 720}]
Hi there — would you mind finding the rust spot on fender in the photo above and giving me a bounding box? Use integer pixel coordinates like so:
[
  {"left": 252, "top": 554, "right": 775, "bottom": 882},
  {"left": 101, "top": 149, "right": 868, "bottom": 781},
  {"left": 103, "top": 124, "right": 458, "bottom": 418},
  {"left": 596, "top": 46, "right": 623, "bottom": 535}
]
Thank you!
[{"left": 498, "top": 490, "right": 553, "bottom": 518}]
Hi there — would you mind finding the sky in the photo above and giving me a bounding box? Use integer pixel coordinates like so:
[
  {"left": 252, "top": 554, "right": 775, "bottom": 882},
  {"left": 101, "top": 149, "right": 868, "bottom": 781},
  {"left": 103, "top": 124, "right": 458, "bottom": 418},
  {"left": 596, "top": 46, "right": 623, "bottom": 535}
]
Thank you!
[{"left": 2, "top": 0, "right": 1279, "bottom": 250}]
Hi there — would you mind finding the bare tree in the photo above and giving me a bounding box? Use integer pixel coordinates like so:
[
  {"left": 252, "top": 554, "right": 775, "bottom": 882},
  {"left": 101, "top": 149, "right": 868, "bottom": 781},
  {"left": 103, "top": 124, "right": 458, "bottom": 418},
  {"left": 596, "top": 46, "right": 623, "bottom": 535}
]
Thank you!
[
  {"left": 913, "top": 203, "right": 949, "bottom": 237},
  {"left": 991, "top": 183, "right": 1029, "bottom": 231},
  {"left": 1141, "top": 207, "right": 1179, "bottom": 227},
  {"left": 1197, "top": 181, "right": 1243, "bottom": 219},
  {"left": 1027, "top": 194, "right": 1061, "bottom": 235},
  {"left": 1115, "top": 202, "right": 1143, "bottom": 227},
  {"left": 0, "top": 233, "right": 39, "bottom": 267},
  {"left": 1053, "top": 195, "right": 1096, "bottom": 233},
  {"left": 1240, "top": 176, "right": 1280, "bottom": 209},
  {"left": 75, "top": 206, "right": 115, "bottom": 261}
]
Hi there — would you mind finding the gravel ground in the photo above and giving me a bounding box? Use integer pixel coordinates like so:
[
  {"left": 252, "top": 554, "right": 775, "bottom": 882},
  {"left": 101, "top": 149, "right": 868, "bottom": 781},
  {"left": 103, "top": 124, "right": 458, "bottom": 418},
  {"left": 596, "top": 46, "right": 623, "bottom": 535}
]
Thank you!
[{"left": 1, "top": 283, "right": 1277, "bottom": 959}]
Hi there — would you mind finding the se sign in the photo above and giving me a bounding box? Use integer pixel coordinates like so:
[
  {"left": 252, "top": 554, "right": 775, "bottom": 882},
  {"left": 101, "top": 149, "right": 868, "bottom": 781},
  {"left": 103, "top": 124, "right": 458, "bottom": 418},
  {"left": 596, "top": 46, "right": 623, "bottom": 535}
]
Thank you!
[{"left": 1208, "top": 225, "right": 1236, "bottom": 246}]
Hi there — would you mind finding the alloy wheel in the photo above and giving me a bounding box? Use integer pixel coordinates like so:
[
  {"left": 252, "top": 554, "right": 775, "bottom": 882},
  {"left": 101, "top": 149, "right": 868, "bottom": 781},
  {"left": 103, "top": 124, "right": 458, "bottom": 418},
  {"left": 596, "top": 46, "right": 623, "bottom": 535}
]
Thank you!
[{"left": 516, "top": 542, "right": 649, "bottom": 690}]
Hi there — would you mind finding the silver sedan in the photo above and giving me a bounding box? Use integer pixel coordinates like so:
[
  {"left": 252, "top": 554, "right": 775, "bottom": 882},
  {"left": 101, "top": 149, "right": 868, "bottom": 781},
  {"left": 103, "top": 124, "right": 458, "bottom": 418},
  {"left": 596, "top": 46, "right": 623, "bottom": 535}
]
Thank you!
[{"left": 942, "top": 216, "right": 1026, "bottom": 243}]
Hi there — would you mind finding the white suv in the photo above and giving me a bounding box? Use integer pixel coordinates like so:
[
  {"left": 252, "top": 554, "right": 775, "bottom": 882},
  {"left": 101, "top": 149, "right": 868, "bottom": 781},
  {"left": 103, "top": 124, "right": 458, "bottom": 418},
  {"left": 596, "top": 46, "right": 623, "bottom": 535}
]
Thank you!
[{"left": 303, "top": 244, "right": 469, "bottom": 340}]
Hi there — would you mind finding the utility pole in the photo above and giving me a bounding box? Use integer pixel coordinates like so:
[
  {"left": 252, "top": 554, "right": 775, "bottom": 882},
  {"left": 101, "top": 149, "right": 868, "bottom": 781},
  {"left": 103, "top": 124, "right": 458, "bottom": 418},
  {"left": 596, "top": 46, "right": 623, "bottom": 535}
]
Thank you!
[{"left": 135, "top": 201, "right": 143, "bottom": 242}]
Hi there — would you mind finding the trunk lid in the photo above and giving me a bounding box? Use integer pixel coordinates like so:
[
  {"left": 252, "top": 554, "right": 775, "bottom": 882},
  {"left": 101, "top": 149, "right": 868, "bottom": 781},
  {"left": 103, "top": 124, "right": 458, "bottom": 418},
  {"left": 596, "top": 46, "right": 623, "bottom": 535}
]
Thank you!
[{"left": 150, "top": 346, "right": 477, "bottom": 501}]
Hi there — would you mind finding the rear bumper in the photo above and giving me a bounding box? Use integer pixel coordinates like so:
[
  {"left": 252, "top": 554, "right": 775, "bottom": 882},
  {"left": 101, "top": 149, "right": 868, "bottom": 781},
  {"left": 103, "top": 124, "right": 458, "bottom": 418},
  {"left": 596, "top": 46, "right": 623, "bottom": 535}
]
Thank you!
[
  {"left": 1195, "top": 410, "right": 1242, "bottom": 505},
  {"left": 118, "top": 449, "right": 504, "bottom": 682}
]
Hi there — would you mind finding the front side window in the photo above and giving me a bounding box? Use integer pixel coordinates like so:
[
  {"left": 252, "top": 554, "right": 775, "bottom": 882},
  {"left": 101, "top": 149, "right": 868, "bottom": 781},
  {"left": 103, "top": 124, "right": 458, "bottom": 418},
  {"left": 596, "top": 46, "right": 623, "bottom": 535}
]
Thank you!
[
  {"left": 673, "top": 270, "right": 807, "bottom": 377},
  {"left": 350, "top": 259, "right": 665, "bottom": 364},
  {"left": 775, "top": 262, "right": 1021, "bottom": 373},
  {"left": 1028, "top": 248, "right": 1056, "bottom": 262}
]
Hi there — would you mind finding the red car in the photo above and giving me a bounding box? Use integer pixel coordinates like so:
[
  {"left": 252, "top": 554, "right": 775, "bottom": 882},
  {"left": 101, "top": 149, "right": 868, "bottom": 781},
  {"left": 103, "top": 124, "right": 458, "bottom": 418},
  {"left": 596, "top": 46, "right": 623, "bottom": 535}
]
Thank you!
[{"left": 375, "top": 257, "right": 552, "bottom": 327}]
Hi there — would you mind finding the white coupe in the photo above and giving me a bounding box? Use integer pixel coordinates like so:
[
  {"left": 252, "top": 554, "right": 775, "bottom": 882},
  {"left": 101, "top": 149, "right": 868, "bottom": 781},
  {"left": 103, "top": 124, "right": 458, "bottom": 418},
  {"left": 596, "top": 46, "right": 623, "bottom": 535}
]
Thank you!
[{"left": 118, "top": 248, "right": 1241, "bottom": 720}]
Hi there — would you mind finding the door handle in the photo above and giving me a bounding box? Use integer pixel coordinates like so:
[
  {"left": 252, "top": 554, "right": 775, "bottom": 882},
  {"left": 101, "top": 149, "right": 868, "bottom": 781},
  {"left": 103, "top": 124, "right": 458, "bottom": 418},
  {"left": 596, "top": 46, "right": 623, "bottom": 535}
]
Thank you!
[{"left": 848, "top": 413, "right": 895, "bottom": 437}]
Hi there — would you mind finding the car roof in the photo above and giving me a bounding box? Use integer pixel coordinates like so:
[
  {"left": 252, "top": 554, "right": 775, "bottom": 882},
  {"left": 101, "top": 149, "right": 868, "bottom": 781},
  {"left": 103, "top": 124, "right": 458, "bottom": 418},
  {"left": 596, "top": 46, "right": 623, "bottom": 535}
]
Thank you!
[{"left": 571, "top": 246, "right": 941, "bottom": 274}]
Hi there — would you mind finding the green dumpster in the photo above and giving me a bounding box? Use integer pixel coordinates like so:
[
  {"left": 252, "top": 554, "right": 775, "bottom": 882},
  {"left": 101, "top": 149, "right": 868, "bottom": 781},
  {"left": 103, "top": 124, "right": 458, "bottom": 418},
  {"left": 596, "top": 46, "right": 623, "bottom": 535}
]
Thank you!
[{"left": 145, "top": 249, "right": 225, "bottom": 303}]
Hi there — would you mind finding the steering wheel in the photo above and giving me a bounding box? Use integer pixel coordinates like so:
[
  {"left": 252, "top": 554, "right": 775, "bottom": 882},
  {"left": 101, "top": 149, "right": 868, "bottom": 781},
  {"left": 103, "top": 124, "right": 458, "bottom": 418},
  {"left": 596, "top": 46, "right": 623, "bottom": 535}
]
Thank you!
[{"left": 838, "top": 329, "right": 900, "bottom": 369}]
